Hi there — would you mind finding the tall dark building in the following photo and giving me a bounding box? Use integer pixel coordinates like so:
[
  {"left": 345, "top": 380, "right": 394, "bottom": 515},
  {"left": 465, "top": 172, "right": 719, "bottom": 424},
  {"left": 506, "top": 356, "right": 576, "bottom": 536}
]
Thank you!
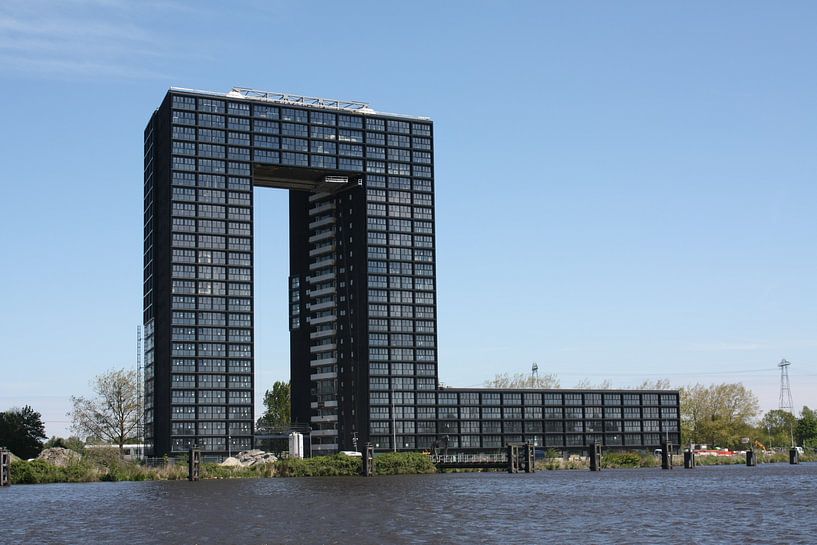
[{"left": 143, "top": 87, "right": 680, "bottom": 457}]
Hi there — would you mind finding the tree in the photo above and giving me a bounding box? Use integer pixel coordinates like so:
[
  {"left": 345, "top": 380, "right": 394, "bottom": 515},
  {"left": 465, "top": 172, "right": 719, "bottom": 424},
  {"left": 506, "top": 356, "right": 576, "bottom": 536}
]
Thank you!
[
  {"left": 0, "top": 405, "right": 47, "bottom": 459},
  {"left": 573, "top": 378, "right": 612, "bottom": 389},
  {"left": 758, "top": 409, "right": 797, "bottom": 448},
  {"left": 44, "top": 435, "right": 86, "bottom": 454},
  {"left": 484, "top": 372, "right": 560, "bottom": 389},
  {"left": 680, "top": 383, "right": 759, "bottom": 448},
  {"left": 69, "top": 368, "right": 140, "bottom": 457},
  {"left": 635, "top": 379, "right": 672, "bottom": 390},
  {"left": 257, "top": 381, "right": 291, "bottom": 429},
  {"left": 795, "top": 406, "right": 817, "bottom": 449}
]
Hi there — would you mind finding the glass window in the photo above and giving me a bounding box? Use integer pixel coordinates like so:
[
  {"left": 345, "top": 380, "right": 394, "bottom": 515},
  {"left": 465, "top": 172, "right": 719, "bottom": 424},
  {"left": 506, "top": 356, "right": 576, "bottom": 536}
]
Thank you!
[
  {"left": 387, "top": 119, "right": 410, "bottom": 134},
  {"left": 281, "top": 152, "right": 308, "bottom": 166},
  {"left": 173, "top": 126, "right": 196, "bottom": 141},
  {"left": 339, "top": 114, "right": 363, "bottom": 129},
  {"left": 310, "top": 111, "right": 336, "bottom": 126},
  {"left": 254, "top": 135, "right": 279, "bottom": 149},
  {"left": 365, "top": 117, "right": 385, "bottom": 131},
  {"left": 312, "top": 140, "right": 336, "bottom": 155},
  {"left": 254, "top": 150, "right": 278, "bottom": 164},
  {"left": 254, "top": 120, "right": 279, "bottom": 134},
  {"left": 199, "top": 113, "right": 225, "bottom": 129},
  {"left": 311, "top": 155, "right": 337, "bottom": 169},
  {"left": 311, "top": 126, "right": 336, "bottom": 140},
  {"left": 338, "top": 129, "right": 363, "bottom": 143},
  {"left": 281, "top": 138, "right": 308, "bottom": 152},
  {"left": 412, "top": 123, "right": 431, "bottom": 136},
  {"left": 281, "top": 108, "right": 308, "bottom": 123},
  {"left": 227, "top": 102, "right": 250, "bottom": 116},
  {"left": 172, "top": 95, "right": 196, "bottom": 110},
  {"left": 253, "top": 104, "right": 279, "bottom": 119},
  {"left": 339, "top": 157, "right": 363, "bottom": 171},
  {"left": 198, "top": 128, "right": 224, "bottom": 143},
  {"left": 172, "top": 110, "right": 196, "bottom": 125}
]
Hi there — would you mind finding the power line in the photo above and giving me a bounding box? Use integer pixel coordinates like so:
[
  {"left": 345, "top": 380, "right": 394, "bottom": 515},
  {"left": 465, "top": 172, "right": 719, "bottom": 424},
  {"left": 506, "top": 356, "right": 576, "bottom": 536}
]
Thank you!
[{"left": 779, "top": 358, "right": 794, "bottom": 413}]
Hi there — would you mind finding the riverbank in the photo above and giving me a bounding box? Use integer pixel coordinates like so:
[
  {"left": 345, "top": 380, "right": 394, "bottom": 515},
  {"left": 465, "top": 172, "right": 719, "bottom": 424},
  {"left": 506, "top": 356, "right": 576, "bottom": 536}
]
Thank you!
[
  {"left": 9, "top": 449, "right": 814, "bottom": 484},
  {"left": 534, "top": 450, "right": 817, "bottom": 470},
  {"left": 8, "top": 451, "right": 437, "bottom": 484}
]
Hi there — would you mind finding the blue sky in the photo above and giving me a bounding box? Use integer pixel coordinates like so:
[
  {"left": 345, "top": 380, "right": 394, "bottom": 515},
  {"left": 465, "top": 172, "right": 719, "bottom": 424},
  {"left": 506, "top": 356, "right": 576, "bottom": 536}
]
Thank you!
[{"left": 1, "top": 0, "right": 815, "bottom": 437}]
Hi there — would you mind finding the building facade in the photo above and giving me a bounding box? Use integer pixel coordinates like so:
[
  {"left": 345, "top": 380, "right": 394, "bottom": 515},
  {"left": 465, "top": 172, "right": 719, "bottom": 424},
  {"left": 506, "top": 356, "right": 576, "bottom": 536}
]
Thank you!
[{"left": 143, "top": 87, "right": 680, "bottom": 457}]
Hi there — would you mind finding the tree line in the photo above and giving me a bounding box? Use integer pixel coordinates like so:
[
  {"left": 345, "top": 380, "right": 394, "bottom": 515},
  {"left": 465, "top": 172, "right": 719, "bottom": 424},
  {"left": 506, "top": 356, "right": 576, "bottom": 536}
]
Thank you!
[
  {"left": 3, "top": 369, "right": 816, "bottom": 459},
  {"left": 0, "top": 371, "right": 292, "bottom": 460},
  {"left": 484, "top": 372, "right": 817, "bottom": 450}
]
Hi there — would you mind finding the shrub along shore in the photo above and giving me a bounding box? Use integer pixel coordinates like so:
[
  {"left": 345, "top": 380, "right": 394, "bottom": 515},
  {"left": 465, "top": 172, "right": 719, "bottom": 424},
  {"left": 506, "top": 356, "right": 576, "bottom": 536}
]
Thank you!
[
  {"left": 8, "top": 449, "right": 815, "bottom": 484},
  {"left": 535, "top": 450, "right": 816, "bottom": 470},
  {"left": 8, "top": 451, "right": 437, "bottom": 485}
]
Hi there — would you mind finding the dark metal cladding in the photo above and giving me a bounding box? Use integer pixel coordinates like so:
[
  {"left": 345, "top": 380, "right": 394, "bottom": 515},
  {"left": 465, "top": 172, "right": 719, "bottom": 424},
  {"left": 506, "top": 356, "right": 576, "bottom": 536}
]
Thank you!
[{"left": 143, "top": 87, "right": 681, "bottom": 458}]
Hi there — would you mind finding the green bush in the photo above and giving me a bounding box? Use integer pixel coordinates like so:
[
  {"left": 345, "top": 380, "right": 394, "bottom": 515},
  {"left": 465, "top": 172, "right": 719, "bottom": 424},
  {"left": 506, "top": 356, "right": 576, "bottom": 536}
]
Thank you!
[
  {"left": 276, "top": 453, "right": 361, "bottom": 477},
  {"left": 10, "top": 459, "right": 98, "bottom": 484},
  {"left": 202, "top": 463, "right": 272, "bottom": 479},
  {"left": 374, "top": 452, "right": 436, "bottom": 475},
  {"left": 11, "top": 459, "right": 60, "bottom": 484},
  {"left": 602, "top": 451, "right": 656, "bottom": 468}
]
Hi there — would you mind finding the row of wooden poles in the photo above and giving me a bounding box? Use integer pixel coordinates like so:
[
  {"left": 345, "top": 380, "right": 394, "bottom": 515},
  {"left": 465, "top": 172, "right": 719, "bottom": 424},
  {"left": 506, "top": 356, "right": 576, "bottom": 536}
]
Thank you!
[
  {"left": 0, "top": 443, "right": 802, "bottom": 486},
  {"left": 588, "top": 441, "right": 802, "bottom": 471}
]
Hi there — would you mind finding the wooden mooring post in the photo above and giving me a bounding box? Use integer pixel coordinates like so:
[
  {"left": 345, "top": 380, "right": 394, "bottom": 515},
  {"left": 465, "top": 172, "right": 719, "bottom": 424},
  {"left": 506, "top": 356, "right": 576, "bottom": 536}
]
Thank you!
[
  {"left": 745, "top": 449, "right": 756, "bottom": 467},
  {"left": 589, "top": 442, "right": 602, "bottom": 472},
  {"left": 523, "top": 442, "right": 535, "bottom": 473},
  {"left": 361, "top": 443, "right": 375, "bottom": 476},
  {"left": 1, "top": 448, "right": 10, "bottom": 487},
  {"left": 507, "top": 444, "right": 519, "bottom": 474},
  {"left": 789, "top": 448, "right": 799, "bottom": 465},
  {"left": 661, "top": 441, "right": 673, "bottom": 470},
  {"left": 683, "top": 449, "right": 695, "bottom": 469},
  {"left": 188, "top": 447, "right": 201, "bottom": 481}
]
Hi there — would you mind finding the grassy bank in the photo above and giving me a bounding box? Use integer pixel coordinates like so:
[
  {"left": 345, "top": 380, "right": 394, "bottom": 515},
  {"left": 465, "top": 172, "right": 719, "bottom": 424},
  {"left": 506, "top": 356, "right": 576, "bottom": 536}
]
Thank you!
[
  {"left": 9, "top": 449, "right": 814, "bottom": 484},
  {"left": 9, "top": 451, "right": 436, "bottom": 485},
  {"left": 693, "top": 452, "right": 817, "bottom": 466},
  {"left": 534, "top": 451, "right": 658, "bottom": 471},
  {"left": 533, "top": 450, "right": 817, "bottom": 471}
]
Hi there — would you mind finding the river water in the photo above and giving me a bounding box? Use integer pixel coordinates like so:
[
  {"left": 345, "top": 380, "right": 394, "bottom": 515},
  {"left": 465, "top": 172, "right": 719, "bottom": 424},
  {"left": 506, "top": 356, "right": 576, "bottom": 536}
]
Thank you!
[{"left": 2, "top": 463, "right": 816, "bottom": 545}]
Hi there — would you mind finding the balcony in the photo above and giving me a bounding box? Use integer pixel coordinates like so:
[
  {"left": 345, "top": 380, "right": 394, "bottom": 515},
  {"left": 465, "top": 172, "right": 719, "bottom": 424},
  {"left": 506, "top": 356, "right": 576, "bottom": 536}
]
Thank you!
[
  {"left": 310, "top": 371, "right": 338, "bottom": 381},
  {"left": 308, "top": 314, "right": 337, "bottom": 326},
  {"left": 311, "top": 400, "right": 338, "bottom": 409},
  {"left": 309, "top": 328, "right": 336, "bottom": 340},
  {"left": 308, "top": 202, "right": 335, "bottom": 216},
  {"left": 308, "top": 191, "right": 331, "bottom": 203},
  {"left": 310, "top": 356, "right": 337, "bottom": 367},
  {"left": 311, "top": 429, "right": 338, "bottom": 438},
  {"left": 309, "top": 243, "right": 334, "bottom": 257},
  {"left": 308, "top": 229, "right": 334, "bottom": 244},
  {"left": 309, "top": 342, "right": 337, "bottom": 354},
  {"left": 307, "top": 271, "right": 336, "bottom": 284},
  {"left": 308, "top": 300, "right": 336, "bottom": 312},
  {"left": 308, "top": 257, "right": 335, "bottom": 271},
  {"left": 307, "top": 285, "right": 336, "bottom": 298},
  {"left": 308, "top": 216, "right": 335, "bottom": 230},
  {"left": 310, "top": 414, "right": 338, "bottom": 423}
]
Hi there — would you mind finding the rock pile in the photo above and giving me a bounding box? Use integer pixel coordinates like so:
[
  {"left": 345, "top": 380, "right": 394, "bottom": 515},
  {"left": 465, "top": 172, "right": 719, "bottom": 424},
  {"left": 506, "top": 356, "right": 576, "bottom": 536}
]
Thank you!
[
  {"left": 219, "top": 449, "right": 277, "bottom": 467},
  {"left": 37, "top": 447, "right": 81, "bottom": 467}
]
